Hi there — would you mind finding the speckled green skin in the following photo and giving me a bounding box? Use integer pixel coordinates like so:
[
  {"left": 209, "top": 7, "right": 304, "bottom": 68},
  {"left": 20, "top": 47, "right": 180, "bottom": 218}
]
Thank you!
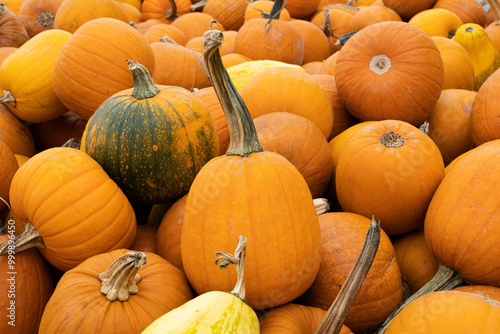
[{"left": 83, "top": 85, "right": 219, "bottom": 204}]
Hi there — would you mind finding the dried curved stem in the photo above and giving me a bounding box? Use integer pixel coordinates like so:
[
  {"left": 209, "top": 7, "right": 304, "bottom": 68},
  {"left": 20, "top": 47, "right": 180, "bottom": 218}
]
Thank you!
[
  {"left": 314, "top": 198, "right": 330, "bottom": 215},
  {"left": 315, "top": 217, "right": 381, "bottom": 334},
  {"left": 0, "top": 90, "right": 16, "bottom": 108},
  {"left": 487, "top": 0, "right": 500, "bottom": 25},
  {"left": 98, "top": 252, "right": 147, "bottom": 302},
  {"left": 203, "top": 28, "right": 263, "bottom": 157},
  {"left": 215, "top": 236, "right": 248, "bottom": 301},
  {"left": 0, "top": 222, "right": 45, "bottom": 255},
  {"left": 166, "top": 0, "right": 178, "bottom": 21},
  {"left": 376, "top": 263, "right": 464, "bottom": 333},
  {"left": 190, "top": 0, "right": 207, "bottom": 12}
]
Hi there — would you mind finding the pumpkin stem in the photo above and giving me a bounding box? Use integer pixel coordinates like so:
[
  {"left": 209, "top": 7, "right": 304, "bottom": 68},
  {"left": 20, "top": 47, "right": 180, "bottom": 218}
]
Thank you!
[
  {"left": 486, "top": 0, "right": 500, "bottom": 26},
  {"left": 0, "top": 90, "right": 16, "bottom": 108},
  {"left": 419, "top": 121, "right": 429, "bottom": 135},
  {"left": 215, "top": 235, "right": 248, "bottom": 302},
  {"left": 380, "top": 131, "right": 404, "bottom": 148},
  {"left": 336, "top": 30, "right": 358, "bottom": 47},
  {"left": 166, "top": 0, "right": 178, "bottom": 21},
  {"left": 190, "top": 0, "right": 207, "bottom": 12},
  {"left": 315, "top": 217, "right": 381, "bottom": 334},
  {"left": 266, "top": 0, "right": 287, "bottom": 30},
  {"left": 98, "top": 251, "right": 147, "bottom": 302},
  {"left": 37, "top": 11, "right": 54, "bottom": 27},
  {"left": 323, "top": 9, "right": 332, "bottom": 38},
  {"left": 375, "top": 263, "right": 464, "bottom": 333},
  {"left": 127, "top": 60, "right": 160, "bottom": 100},
  {"left": 203, "top": 28, "right": 263, "bottom": 157},
  {"left": 314, "top": 198, "right": 330, "bottom": 215},
  {"left": 0, "top": 222, "right": 45, "bottom": 255},
  {"left": 160, "top": 35, "right": 180, "bottom": 45},
  {"left": 62, "top": 138, "right": 81, "bottom": 149},
  {"left": 0, "top": 4, "right": 4, "bottom": 16}
]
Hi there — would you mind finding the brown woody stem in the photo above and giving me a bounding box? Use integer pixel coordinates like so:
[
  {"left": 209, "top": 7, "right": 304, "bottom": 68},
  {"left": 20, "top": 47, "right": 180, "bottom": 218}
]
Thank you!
[
  {"left": 160, "top": 35, "right": 180, "bottom": 45},
  {"left": 203, "top": 28, "right": 263, "bottom": 157},
  {"left": 314, "top": 198, "right": 330, "bottom": 215},
  {"left": 0, "top": 90, "right": 16, "bottom": 108},
  {"left": 98, "top": 252, "right": 147, "bottom": 302},
  {"left": 0, "top": 4, "right": 5, "bottom": 16},
  {"left": 127, "top": 60, "right": 160, "bottom": 100},
  {"left": 376, "top": 263, "right": 464, "bottom": 333},
  {"left": 315, "top": 217, "right": 381, "bottom": 334},
  {"left": 166, "top": 0, "right": 178, "bottom": 21},
  {"left": 215, "top": 235, "right": 248, "bottom": 301},
  {"left": 0, "top": 222, "right": 45, "bottom": 255},
  {"left": 190, "top": 0, "right": 207, "bottom": 12},
  {"left": 487, "top": 0, "right": 500, "bottom": 25},
  {"left": 323, "top": 9, "right": 332, "bottom": 38}
]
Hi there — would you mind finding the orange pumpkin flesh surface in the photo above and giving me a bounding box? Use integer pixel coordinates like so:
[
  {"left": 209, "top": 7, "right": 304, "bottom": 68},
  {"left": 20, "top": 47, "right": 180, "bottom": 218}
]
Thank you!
[
  {"left": 385, "top": 291, "right": 500, "bottom": 333},
  {"left": 433, "top": 0, "right": 487, "bottom": 27},
  {"left": 335, "top": 21, "right": 444, "bottom": 127},
  {"left": 382, "top": 0, "right": 436, "bottom": 21},
  {"left": 0, "top": 139, "right": 18, "bottom": 212},
  {"left": 0, "top": 104, "right": 35, "bottom": 156},
  {"left": 39, "top": 250, "right": 193, "bottom": 333},
  {"left": 336, "top": 120, "right": 445, "bottom": 236},
  {"left": 130, "top": 224, "right": 159, "bottom": 254},
  {"left": 53, "top": 17, "right": 155, "bottom": 121},
  {"left": 0, "top": 235, "right": 54, "bottom": 334},
  {"left": 9, "top": 147, "right": 137, "bottom": 271},
  {"left": 181, "top": 29, "right": 321, "bottom": 311},
  {"left": 0, "top": 3, "right": 29, "bottom": 48},
  {"left": 454, "top": 285, "right": 500, "bottom": 302},
  {"left": 301, "top": 212, "right": 402, "bottom": 334},
  {"left": 425, "top": 144, "right": 500, "bottom": 286}
]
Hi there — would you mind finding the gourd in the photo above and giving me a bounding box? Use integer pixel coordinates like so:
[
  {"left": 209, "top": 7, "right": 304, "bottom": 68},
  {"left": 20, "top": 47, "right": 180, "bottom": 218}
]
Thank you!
[{"left": 82, "top": 60, "right": 218, "bottom": 204}]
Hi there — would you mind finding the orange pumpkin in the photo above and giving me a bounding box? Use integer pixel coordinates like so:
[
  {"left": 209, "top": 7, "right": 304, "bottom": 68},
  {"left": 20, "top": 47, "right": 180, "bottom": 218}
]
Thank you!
[
  {"left": 18, "top": 0, "right": 64, "bottom": 37},
  {"left": 432, "top": 36, "right": 475, "bottom": 90},
  {"left": 427, "top": 89, "right": 476, "bottom": 164},
  {"left": 0, "top": 3, "right": 28, "bottom": 47},
  {"left": 336, "top": 120, "right": 445, "bottom": 236},
  {"left": 433, "top": 0, "right": 487, "bottom": 27},
  {"left": 318, "top": 51, "right": 338, "bottom": 76},
  {"left": 285, "top": 0, "right": 321, "bottom": 19},
  {"left": 0, "top": 46, "right": 16, "bottom": 65},
  {"left": 156, "top": 194, "right": 187, "bottom": 273},
  {"left": 310, "top": 7, "right": 354, "bottom": 53},
  {"left": 381, "top": 0, "right": 436, "bottom": 21},
  {"left": 53, "top": 0, "right": 129, "bottom": 33},
  {"left": 39, "top": 250, "right": 193, "bottom": 333},
  {"left": 302, "top": 61, "right": 323, "bottom": 75},
  {"left": 31, "top": 111, "right": 86, "bottom": 150},
  {"left": 350, "top": 5, "right": 402, "bottom": 31},
  {"left": 243, "top": 0, "right": 291, "bottom": 23},
  {"left": 0, "top": 235, "right": 54, "bottom": 334},
  {"left": 221, "top": 53, "right": 251, "bottom": 69},
  {"left": 392, "top": 229, "right": 439, "bottom": 294},
  {"left": 143, "top": 23, "right": 187, "bottom": 45},
  {"left": 234, "top": 0, "right": 304, "bottom": 65},
  {"left": 9, "top": 147, "right": 137, "bottom": 271},
  {"left": 289, "top": 19, "right": 332, "bottom": 64},
  {"left": 181, "top": 29, "right": 321, "bottom": 311},
  {"left": 120, "top": 1, "right": 141, "bottom": 23},
  {"left": 135, "top": 18, "right": 162, "bottom": 34},
  {"left": 202, "top": 0, "right": 248, "bottom": 31},
  {"left": 408, "top": 8, "right": 464, "bottom": 38},
  {"left": 0, "top": 139, "right": 17, "bottom": 212},
  {"left": 385, "top": 291, "right": 500, "bottom": 333},
  {"left": 130, "top": 225, "right": 159, "bottom": 253},
  {"left": 253, "top": 112, "right": 333, "bottom": 198},
  {"left": 0, "top": 104, "right": 35, "bottom": 156},
  {"left": 454, "top": 285, "right": 500, "bottom": 302},
  {"left": 240, "top": 67, "right": 334, "bottom": 139},
  {"left": 335, "top": 21, "right": 444, "bottom": 126},
  {"left": 445, "top": 139, "right": 500, "bottom": 175},
  {"left": 170, "top": 12, "right": 225, "bottom": 42},
  {"left": 301, "top": 212, "right": 403, "bottom": 333},
  {"left": 425, "top": 144, "right": 500, "bottom": 286},
  {"left": 141, "top": 0, "right": 192, "bottom": 24},
  {"left": 53, "top": 18, "right": 155, "bottom": 121}
]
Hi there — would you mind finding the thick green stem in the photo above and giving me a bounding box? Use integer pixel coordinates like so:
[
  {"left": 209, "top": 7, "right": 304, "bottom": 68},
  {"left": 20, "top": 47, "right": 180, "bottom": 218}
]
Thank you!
[
  {"left": 376, "top": 263, "right": 464, "bottom": 333},
  {"left": 127, "top": 60, "right": 160, "bottom": 100},
  {"left": 98, "top": 252, "right": 147, "bottom": 302},
  {"left": 203, "top": 29, "right": 263, "bottom": 157},
  {"left": 315, "top": 217, "right": 381, "bottom": 334},
  {"left": 215, "top": 236, "right": 248, "bottom": 302}
]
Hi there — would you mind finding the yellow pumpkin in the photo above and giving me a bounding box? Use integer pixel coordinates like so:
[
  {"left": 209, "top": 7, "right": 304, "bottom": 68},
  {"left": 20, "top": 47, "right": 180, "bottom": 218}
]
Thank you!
[
  {"left": 0, "top": 29, "right": 71, "bottom": 123},
  {"left": 452, "top": 23, "right": 500, "bottom": 91}
]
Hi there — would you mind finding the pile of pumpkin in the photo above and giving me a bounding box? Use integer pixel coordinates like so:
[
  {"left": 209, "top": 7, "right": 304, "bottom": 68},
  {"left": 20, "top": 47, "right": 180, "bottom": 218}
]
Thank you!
[{"left": 2, "top": 0, "right": 500, "bottom": 332}]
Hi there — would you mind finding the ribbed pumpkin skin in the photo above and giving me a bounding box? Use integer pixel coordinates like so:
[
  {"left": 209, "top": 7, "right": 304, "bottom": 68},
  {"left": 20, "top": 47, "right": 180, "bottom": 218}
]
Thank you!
[
  {"left": 259, "top": 303, "right": 354, "bottom": 334},
  {"left": 386, "top": 291, "right": 500, "bottom": 333},
  {"left": 433, "top": 0, "right": 486, "bottom": 26},
  {"left": 39, "top": 249, "right": 194, "bottom": 334},
  {"left": 142, "top": 291, "right": 259, "bottom": 333},
  {"left": 0, "top": 236, "right": 54, "bottom": 334},
  {"left": 336, "top": 120, "right": 445, "bottom": 236},
  {"left": 0, "top": 139, "right": 18, "bottom": 212},
  {"left": 83, "top": 85, "right": 218, "bottom": 204},
  {"left": 9, "top": 148, "right": 137, "bottom": 271},
  {"left": 425, "top": 145, "right": 500, "bottom": 286},
  {"left": 335, "top": 21, "right": 444, "bottom": 127},
  {"left": 182, "top": 152, "right": 321, "bottom": 311},
  {"left": 0, "top": 29, "right": 72, "bottom": 123},
  {"left": 408, "top": 8, "right": 463, "bottom": 38},
  {"left": 382, "top": 0, "right": 436, "bottom": 21},
  {"left": 0, "top": 105, "right": 35, "bottom": 156},
  {"left": 53, "top": 18, "right": 155, "bottom": 121},
  {"left": 0, "top": 4, "right": 29, "bottom": 47},
  {"left": 302, "top": 212, "right": 403, "bottom": 333}
]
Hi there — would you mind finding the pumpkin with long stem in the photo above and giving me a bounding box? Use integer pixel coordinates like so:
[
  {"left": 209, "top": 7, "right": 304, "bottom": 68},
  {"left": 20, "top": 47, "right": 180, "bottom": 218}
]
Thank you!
[{"left": 181, "top": 28, "right": 321, "bottom": 311}]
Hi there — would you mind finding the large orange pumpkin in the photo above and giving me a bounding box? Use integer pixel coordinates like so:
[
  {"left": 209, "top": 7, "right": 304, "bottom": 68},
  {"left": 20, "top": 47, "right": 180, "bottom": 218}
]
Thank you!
[
  {"left": 9, "top": 147, "right": 137, "bottom": 271},
  {"left": 336, "top": 120, "right": 445, "bottom": 236},
  {"left": 39, "top": 250, "right": 193, "bottom": 333},
  {"left": 181, "top": 29, "right": 321, "bottom": 311},
  {"left": 0, "top": 235, "right": 54, "bottom": 334},
  {"left": 53, "top": 18, "right": 155, "bottom": 121},
  {"left": 335, "top": 21, "right": 444, "bottom": 127},
  {"left": 301, "top": 212, "right": 403, "bottom": 333},
  {"left": 425, "top": 144, "right": 500, "bottom": 286}
]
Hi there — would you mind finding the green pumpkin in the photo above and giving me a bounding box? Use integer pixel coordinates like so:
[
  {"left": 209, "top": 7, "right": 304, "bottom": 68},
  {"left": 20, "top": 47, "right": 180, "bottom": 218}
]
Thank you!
[{"left": 82, "top": 60, "right": 219, "bottom": 204}]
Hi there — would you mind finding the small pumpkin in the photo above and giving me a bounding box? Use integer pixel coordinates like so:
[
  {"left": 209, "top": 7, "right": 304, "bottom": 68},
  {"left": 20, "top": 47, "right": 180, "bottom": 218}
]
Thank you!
[
  {"left": 243, "top": 0, "right": 291, "bottom": 23},
  {"left": 18, "top": 0, "right": 64, "bottom": 37},
  {"left": 382, "top": 0, "right": 436, "bottom": 21},
  {"left": 130, "top": 225, "right": 159, "bottom": 254},
  {"left": 408, "top": 8, "right": 463, "bottom": 38},
  {"left": 0, "top": 139, "right": 18, "bottom": 212},
  {"left": 39, "top": 250, "right": 193, "bottom": 333},
  {"left": 143, "top": 23, "right": 187, "bottom": 45},
  {"left": 0, "top": 29, "right": 72, "bottom": 123},
  {"left": 454, "top": 285, "right": 500, "bottom": 302},
  {"left": 170, "top": 12, "right": 225, "bottom": 42},
  {"left": 0, "top": 3, "right": 29, "bottom": 48},
  {"left": 0, "top": 104, "right": 35, "bottom": 156},
  {"left": 433, "top": 0, "right": 487, "bottom": 27},
  {"left": 350, "top": 5, "right": 402, "bottom": 31},
  {"left": 141, "top": 0, "right": 192, "bottom": 24},
  {"left": 289, "top": 19, "right": 333, "bottom": 64},
  {"left": 31, "top": 111, "right": 86, "bottom": 150},
  {"left": 83, "top": 60, "right": 218, "bottom": 204},
  {"left": 202, "top": 0, "right": 248, "bottom": 31}
]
